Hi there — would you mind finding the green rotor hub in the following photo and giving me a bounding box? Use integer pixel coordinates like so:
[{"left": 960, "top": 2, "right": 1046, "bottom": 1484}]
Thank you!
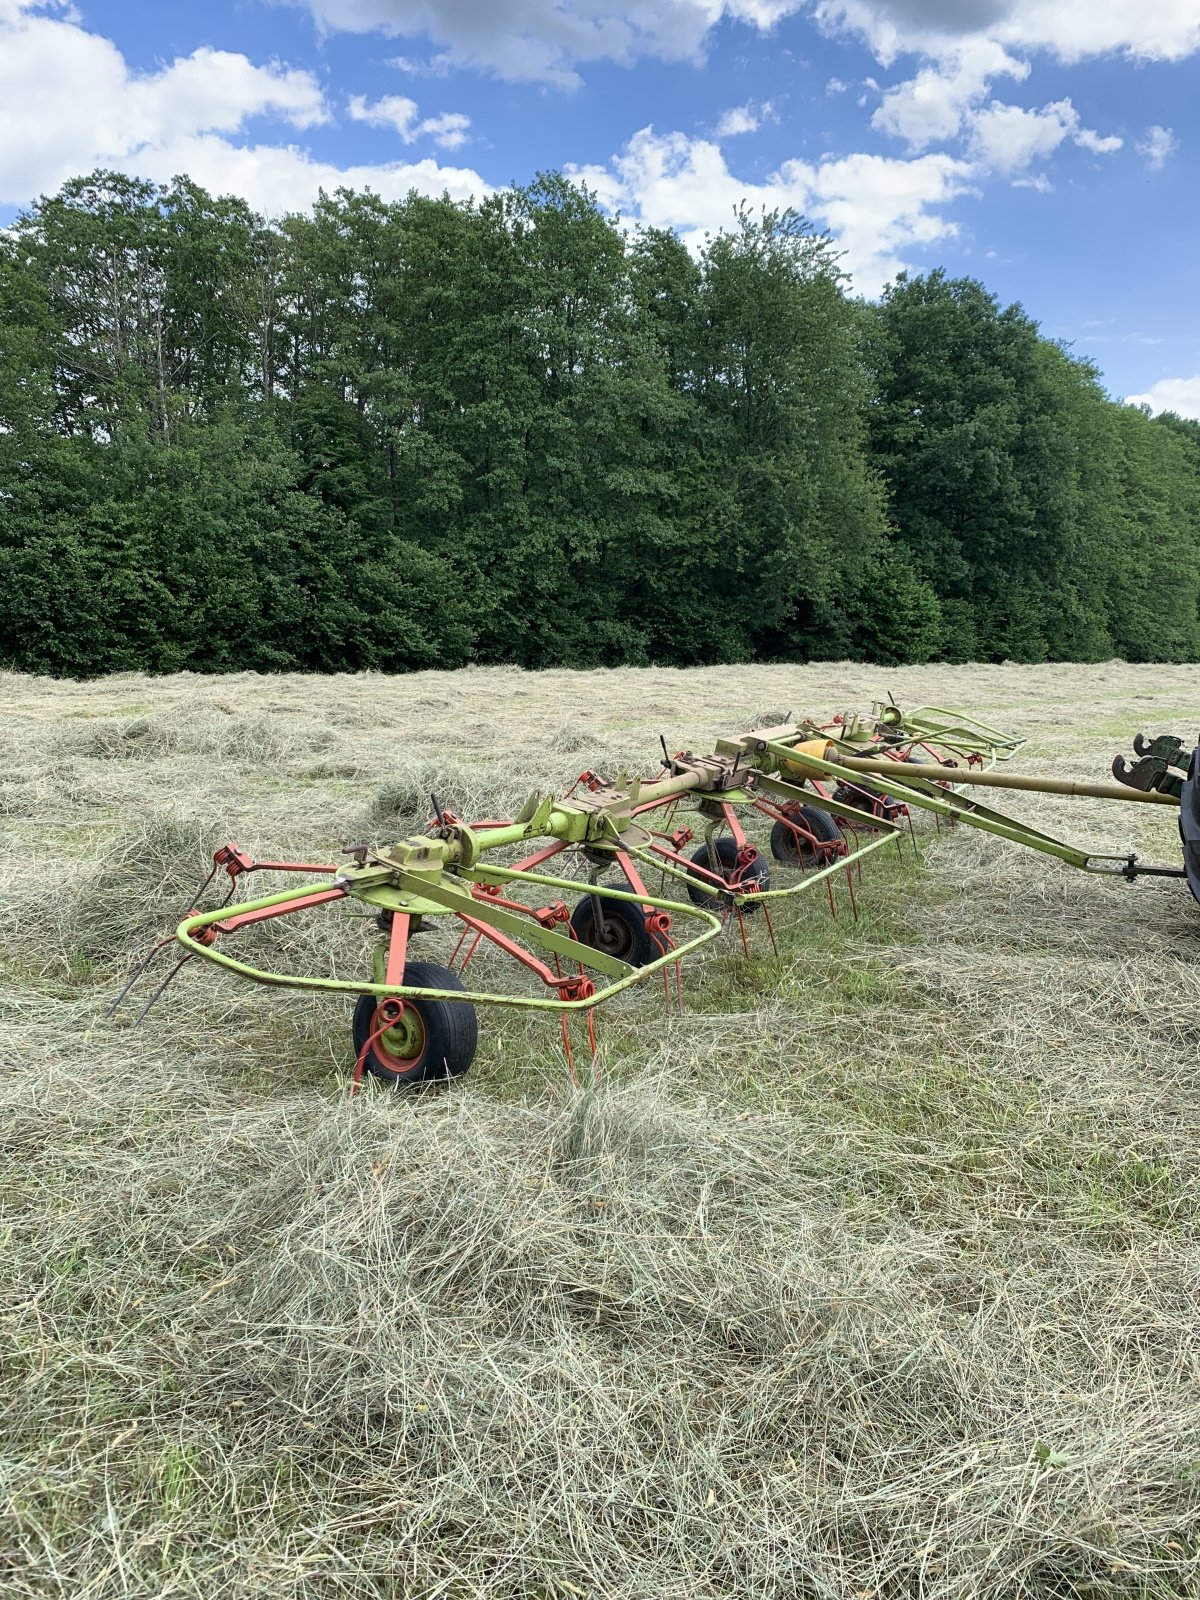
[{"left": 375, "top": 1002, "right": 426, "bottom": 1061}]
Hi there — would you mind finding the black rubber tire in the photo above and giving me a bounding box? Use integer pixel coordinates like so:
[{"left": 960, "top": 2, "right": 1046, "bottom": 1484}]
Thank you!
[
  {"left": 569, "top": 890, "right": 659, "bottom": 967},
  {"left": 1181, "top": 745, "right": 1200, "bottom": 906},
  {"left": 770, "top": 805, "right": 842, "bottom": 868},
  {"left": 832, "top": 780, "right": 889, "bottom": 821},
  {"left": 352, "top": 960, "right": 478, "bottom": 1087},
  {"left": 686, "top": 834, "right": 770, "bottom": 913}
]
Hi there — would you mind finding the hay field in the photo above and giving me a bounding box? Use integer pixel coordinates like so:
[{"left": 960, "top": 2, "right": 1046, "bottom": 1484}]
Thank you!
[{"left": 1, "top": 661, "right": 1198, "bottom": 1600}]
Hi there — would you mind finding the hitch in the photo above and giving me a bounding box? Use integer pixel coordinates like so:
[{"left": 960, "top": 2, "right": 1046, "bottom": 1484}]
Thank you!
[{"left": 1112, "top": 733, "right": 1192, "bottom": 799}]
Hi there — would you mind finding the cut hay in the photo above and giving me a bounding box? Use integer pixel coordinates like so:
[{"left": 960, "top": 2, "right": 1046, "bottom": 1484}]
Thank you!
[{"left": 0, "top": 661, "right": 1197, "bottom": 1598}]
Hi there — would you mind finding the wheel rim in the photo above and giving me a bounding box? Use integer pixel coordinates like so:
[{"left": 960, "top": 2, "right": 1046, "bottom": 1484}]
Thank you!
[
  {"left": 587, "top": 904, "right": 637, "bottom": 960},
  {"left": 373, "top": 1002, "right": 426, "bottom": 1064}
]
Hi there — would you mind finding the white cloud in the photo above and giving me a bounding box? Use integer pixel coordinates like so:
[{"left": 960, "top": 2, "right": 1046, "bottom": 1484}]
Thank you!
[
  {"left": 272, "top": 0, "right": 1195, "bottom": 212},
  {"left": 347, "top": 92, "right": 472, "bottom": 147},
  {"left": 0, "top": 2, "right": 487, "bottom": 216},
  {"left": 387, "top": 52, "right": 452, "bottom": 77},
  {"left": 1125, "top": 376, "right": 1200, "bottom": 419},
  {"left": 715, "top": 100, "right": 776, "bottom": 136},
  {"left": 133, "top": 135, "right": 487, "bottom": 215},
  {"left": 818, "top": 0, "right": 1193, "bottom": 181},
  {"left": 1135, "top": 124, "right": 1178, "bottom": 168},
  {"left": 570, "top": 125, "right": 973, "bottom": 296},
  {"left": 132, "top": 47, "right": 329, "bottom": 137},
  {"left": 969, "top": 96, "right": 1078, "bottom": 172},
  {"left": 871, "top": 38, "right": 1027, "bottom": 148},
  {"left": 270, "top": 0, "right": 1199, "bottom": 96},
  {"left": 716, "top": 104, "right": 759, "bottom": 136},
  {"left": 967, "top": 97, "right": 1120, "bottom": 174},
  {"left": 814, "top": 149, "right": 973, "bottom": 281},
  {"left": 0, "top": 1, "right": 344, "bottom": 204},
  {"left": 1075, "top": 127, "right": 1122, "bottom": 154},
  {"left": 816, "top": 0, "right": 1200, "bottom": 67},
  {"left": 873, "top": 45, "right": 1122, "bottom": 174},
  {"left": 872, "top": 52, "right": 1123, "bottom": 177},
  {"left": 347, "top": 91, "right": 420, "bottom": 134},
  {"left": 285, "top": 0, "right": 798, "bottom": 87},
  {"left": 995, "top": 0, "right": 1200, "bottom": 63},
  {"left": 419, "top": 112, "right": 472, "bottom": 149}
]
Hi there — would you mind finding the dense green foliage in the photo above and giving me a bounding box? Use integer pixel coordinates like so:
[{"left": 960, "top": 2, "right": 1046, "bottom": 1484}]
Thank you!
[{"left": 2, "top": 170, "right": 1197, "bottom": 675}]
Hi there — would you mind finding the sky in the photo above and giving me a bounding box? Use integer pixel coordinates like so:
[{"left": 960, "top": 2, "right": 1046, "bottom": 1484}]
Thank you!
[{"left": 1, "top": 0, "right": 1197, "bottom": 413}]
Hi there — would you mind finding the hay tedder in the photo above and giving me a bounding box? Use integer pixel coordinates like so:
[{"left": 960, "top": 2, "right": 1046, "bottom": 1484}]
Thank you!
[{"left": 111, "top": 703, "right": 1199, "bottom": 1088}]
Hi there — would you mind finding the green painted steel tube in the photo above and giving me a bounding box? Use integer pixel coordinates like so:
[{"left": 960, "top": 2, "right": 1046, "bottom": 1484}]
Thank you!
[
  {"left": 620, "top": 824, "right": 901, "bottom": 904},
  {"left": 749, "top": 770, "right": 900, "bottom": 832},
  {"left": 175, "top": 872, "right": 722, "bottom": 1012},
  {"left": 834, "top": 754, "right": 1178, "bottom": 805},
  {"left": 468, "top": 816, "right": 572, "bottom": 853},
  {"left": 469, "top": 766, "right": 713, "bottom": 857},
  {"left": 774, "top": 747, "right": 1112, "bottom": 869},
  {"left": 901, "top": 705, "right": 1025, "bottom": 760}
]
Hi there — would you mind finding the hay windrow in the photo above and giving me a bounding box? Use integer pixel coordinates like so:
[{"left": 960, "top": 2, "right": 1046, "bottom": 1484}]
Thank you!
[{"left": 1, "top": 662, "right": 1198, "bottom": 1599}]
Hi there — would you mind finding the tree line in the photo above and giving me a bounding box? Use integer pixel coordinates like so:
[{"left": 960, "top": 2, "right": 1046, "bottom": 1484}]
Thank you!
[{"left": 2, "top": 169, "right": 1198, "bottom": 676}]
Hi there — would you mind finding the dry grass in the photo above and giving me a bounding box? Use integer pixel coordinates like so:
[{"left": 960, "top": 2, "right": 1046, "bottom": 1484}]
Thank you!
[{"left": 1, "top": 661, "right": 1198, "bottom": 1599}]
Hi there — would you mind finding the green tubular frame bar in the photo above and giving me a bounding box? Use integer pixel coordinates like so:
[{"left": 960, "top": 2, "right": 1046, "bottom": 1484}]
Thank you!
[
  {"left": 810, "top": 703, "right": 1024, "bottom": 771},
  {"left": 765, "top": 744, "right": 1178, "bottom": 874},
  {"left": 883, "top": 704, "right": 1026, "bottom": 766},
  {"left": 610, "top": 822, "right": 901, "bottom": 907},
  {"left": 177, "top": 862, "right": 722, "bottom": 1013},
  {"left": 615, "top": 773, "right": 903, "bottom": 908}
]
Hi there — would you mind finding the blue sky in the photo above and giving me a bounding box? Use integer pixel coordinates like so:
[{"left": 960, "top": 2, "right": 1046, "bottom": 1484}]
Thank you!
[{"left": 2, "top": 0, "right": 1197, "bottom": 411}]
